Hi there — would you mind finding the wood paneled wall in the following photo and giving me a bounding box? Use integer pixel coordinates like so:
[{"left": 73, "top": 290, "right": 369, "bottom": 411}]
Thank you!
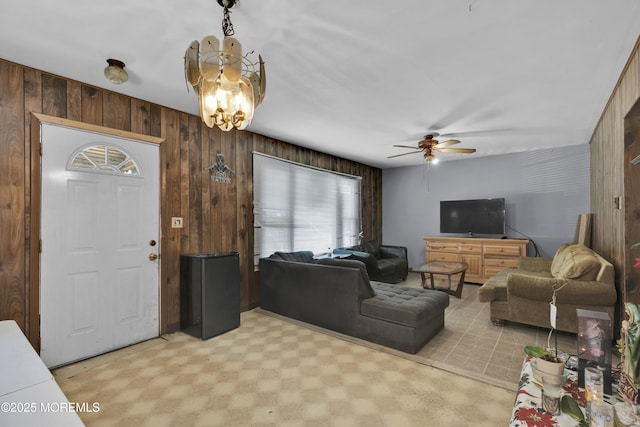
[
  {"left": 0, "top": 58, "right": 383, "bottom": 349},
  {"left": 590, "top": 36, "right": 640, "bottom": 329}
]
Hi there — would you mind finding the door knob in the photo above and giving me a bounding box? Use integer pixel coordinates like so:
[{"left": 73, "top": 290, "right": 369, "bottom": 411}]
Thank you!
[{"left": 149, "top": 253, "right": 158, "bottom": 261}]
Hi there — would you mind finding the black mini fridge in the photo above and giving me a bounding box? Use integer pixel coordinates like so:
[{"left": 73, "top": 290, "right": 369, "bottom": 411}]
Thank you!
[{"left": 180, "top": 252, "right": 240, "bottom": 339}]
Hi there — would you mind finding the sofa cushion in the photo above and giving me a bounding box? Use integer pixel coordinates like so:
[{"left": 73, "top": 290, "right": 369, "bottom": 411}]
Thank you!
[
  {"left": 477, "top": 268, "right": 513, "bottom": 302},
  {"left": 362, "top": 283, "right": 449, "bottom": 327},
  {"left": 317, "top": 258, "right": 375, "bottom": 298},
  {"left": 507, "top": 274, "right": 617, "bottom": 305},
  {"left": 479, "top": 267, "right": 553, "bottom": 303},
  {"left": 518, "top": 256, "right": 553, "bottom": 272},
  {"left": 377, "top": 258, "right": 404, "bottom": 276},
  {"left": 553, "top": 244, "right": 601, "bottom": 281},
  {"left": 360, "top": 240, "right": 381, "bottom": 258},
  {"left": 270, "top": 251, "right": 316, "bottom": 263}
]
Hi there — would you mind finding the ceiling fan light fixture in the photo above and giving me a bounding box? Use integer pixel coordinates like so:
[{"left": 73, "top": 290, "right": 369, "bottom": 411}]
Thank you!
[
  {"left": 424, "top": 148, "right": 438, "bottom": 163},
  {"left": 104, "top": 59, "right": 128, "bottom": 84},
  {"left": 389, "top": 133, "right": 476, "bottom": 163},
  {"left": 184, "top": 0, "right": 266, "bottom": 131}
]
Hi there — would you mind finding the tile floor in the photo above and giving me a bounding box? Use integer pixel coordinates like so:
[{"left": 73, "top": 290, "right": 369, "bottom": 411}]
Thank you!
[
  {"left": 252, "top": 272, "right": 579, "bottom": 391},
  {"left": 55, "top": 309, "right": 515, "bottom": 427},
  {"left": 51, "top": 272, "right": 587, "bottom": 426},
  {"left": 403, "top": 273, "right": 578, "bottom": 389}
]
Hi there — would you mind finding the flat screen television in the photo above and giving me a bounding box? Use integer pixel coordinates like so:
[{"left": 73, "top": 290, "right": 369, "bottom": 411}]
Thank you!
[{"left": 440, "top": 198, "right": 506, "bottom": 236}]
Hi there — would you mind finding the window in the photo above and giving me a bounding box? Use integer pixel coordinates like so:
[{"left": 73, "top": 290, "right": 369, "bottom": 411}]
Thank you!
[
  {"left": 253, "top": 152, "right": 361, "bottom": 265},
  {"left": 68, "top": 145, "right": 140, "bottom": 175}
]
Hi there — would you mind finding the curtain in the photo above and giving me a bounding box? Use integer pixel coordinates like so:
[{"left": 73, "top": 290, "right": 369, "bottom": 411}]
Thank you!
[{"left": 253, "top": 152, "right": 361, "bottom": 266}]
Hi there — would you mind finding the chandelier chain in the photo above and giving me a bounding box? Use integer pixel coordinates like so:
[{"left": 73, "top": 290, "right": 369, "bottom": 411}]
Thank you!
[{"left": 222, "top": 5, "right": 235, "bottom": 36}]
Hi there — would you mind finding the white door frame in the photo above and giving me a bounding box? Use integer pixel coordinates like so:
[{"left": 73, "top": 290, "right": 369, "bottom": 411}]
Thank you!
[{"left": 28, "top": 113, "right": 165, "bottom": 353}]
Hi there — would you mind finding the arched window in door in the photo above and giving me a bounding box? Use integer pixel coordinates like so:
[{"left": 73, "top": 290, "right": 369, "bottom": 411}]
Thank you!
[{"left": 68, "top": 144, "right": 140, "bottom": 175}]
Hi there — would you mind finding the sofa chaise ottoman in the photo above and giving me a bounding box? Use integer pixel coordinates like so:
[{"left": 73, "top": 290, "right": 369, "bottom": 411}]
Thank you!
[{"left": 259, "top": 251, "right": 449, "bottom": 354}]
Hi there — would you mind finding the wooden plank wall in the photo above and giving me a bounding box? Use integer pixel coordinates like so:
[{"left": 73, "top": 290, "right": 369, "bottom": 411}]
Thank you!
[
  {"left": 590, "top": 36, "right": 640, "bottom": 329},
  {"left": 0, "top": 58, "right": 383, "bottom": 348}
]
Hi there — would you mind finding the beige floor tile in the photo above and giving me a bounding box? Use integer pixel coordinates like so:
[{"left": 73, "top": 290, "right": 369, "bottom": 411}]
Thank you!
[{"left": 53, "top": 277, "right": 583, "bottom": 426}]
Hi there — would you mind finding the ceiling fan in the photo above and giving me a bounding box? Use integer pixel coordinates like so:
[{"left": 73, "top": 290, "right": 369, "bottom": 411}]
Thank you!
[{"left": 388, "top": 133, "right": 476, "bottom": 163}]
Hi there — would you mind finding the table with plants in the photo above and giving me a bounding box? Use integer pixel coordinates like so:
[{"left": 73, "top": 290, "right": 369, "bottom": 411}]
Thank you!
[
  {"left": 508, "top": 276, "right": 640, "bottom": 427},
  {"left": 509, "top": 353, "right": 590, "bottom": 427}
]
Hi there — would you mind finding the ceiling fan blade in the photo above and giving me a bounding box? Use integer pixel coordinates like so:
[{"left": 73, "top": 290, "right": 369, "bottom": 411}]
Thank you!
[
  {"left": 393, "top": 145, "right": 420, "bottom": 149},
  {"left": 387, "top": 151, "right": 422, "bottom": 158},
  {"left": 433, "top": 139, "right": 460, "bottom": 148},
  {"left": 437, "top": 148, "right": 476, "bottom": 154}
]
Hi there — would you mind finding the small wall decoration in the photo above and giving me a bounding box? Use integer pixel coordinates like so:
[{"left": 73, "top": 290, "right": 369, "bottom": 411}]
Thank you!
[{"left": 204, "top": 153, "right": 235, "bottom": 184}]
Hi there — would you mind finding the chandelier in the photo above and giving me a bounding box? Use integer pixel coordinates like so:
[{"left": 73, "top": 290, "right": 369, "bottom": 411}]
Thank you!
[{"left": 184, "top": 0, "right": 266, "bottom": 131}]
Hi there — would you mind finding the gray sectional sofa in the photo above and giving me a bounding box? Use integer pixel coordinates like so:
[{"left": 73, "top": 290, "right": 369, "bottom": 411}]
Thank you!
[{"left": 259, "top": 251, "right": 449, "bottom": 354}]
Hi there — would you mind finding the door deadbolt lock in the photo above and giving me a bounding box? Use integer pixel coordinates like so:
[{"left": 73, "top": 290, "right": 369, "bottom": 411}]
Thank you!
[
  {"left": 149, "top": 253, "right": 158, "bottom": 261},
  {"left": 149, "top": 240, "right": 157, "bottom": 246}
]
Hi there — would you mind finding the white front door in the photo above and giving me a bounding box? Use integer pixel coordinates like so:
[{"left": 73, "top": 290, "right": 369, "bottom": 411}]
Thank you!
[{"left": 39, "top": 123, "right": 160, "bottom": 368}]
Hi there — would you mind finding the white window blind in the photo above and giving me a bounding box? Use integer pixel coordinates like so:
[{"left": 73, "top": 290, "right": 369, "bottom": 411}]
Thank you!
[{"left": 253, "top": 152, "right": 361, "bottom": 265}]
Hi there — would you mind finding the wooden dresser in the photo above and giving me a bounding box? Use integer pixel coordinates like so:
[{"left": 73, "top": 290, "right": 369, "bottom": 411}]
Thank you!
[{"left": 423, "top": 236, "right": 529, "bottom": 284}]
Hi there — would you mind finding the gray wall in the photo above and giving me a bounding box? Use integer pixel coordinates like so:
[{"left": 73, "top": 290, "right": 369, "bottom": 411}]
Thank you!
[{"left": 382, "top": 144, "right": 590, "bottom": 268}]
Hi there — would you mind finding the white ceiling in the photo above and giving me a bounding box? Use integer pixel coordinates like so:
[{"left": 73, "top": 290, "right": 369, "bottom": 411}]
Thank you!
[{"left": 1, "top": 1, "right": 639, "bottom": 168}]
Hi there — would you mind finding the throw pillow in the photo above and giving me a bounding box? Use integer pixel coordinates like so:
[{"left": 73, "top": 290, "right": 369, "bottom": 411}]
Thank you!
[
  {"left": 550, "top": 243, "right": 571, "bottom": 277},
  {"left": 553, "top": 244, "right": 601, "bottom": 281}
]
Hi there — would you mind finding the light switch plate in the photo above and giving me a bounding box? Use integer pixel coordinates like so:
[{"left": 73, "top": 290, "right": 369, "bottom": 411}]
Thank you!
[
  {"left": 614, "top": 196, "right": 622, "bottom": 210},
  {"left": 171, "top": 217, "right": 183, "bottom": 228}
]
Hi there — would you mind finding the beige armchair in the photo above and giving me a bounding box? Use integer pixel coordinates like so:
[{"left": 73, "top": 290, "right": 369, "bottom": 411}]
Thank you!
[{"left": 477, "top": 243, "right": 617, "bottom": 333}]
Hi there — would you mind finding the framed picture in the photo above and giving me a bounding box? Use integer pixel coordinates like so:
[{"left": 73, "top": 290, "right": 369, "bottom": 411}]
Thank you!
[{"left": 576, "top": 309, "right": 612, "bottom": 394}]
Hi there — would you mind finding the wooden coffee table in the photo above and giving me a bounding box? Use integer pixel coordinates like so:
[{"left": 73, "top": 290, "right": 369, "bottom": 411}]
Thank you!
[{"left": 412, "top": 261, "right": 468, "bottom": 298}]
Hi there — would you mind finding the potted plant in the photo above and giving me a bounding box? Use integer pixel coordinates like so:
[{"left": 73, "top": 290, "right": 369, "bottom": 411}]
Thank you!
[{"left": 525, "top": 345, "right": 565, "bottom": 376}]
